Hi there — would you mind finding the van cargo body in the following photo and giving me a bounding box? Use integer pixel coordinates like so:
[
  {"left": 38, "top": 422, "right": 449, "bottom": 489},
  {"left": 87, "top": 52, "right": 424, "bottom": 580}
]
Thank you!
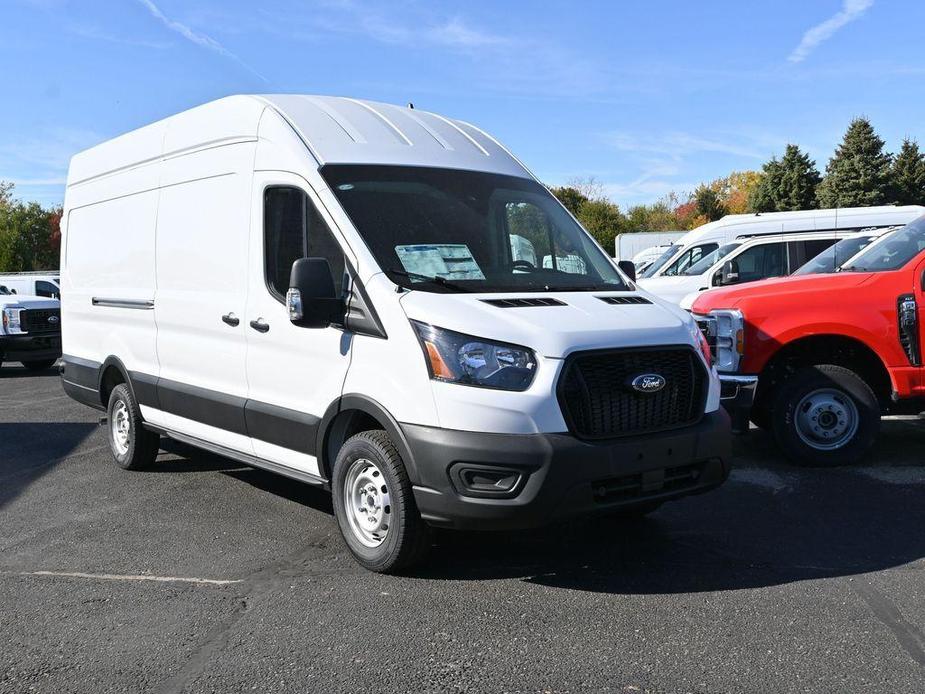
[{"left": 60, "top": 95, "right": 729, "bottom": 572}]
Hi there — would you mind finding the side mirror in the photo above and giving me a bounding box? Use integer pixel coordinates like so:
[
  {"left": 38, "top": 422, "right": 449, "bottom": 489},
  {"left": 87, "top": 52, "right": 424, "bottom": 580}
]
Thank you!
[
  {"left": 617, "top": 259, "right": 637, "bottom": 282},
  {"left": 720, "top": 260, "right": 740, "bottom": 285},
  {"left": 287, "top": 257, "right": 344, "bottom": 329}
]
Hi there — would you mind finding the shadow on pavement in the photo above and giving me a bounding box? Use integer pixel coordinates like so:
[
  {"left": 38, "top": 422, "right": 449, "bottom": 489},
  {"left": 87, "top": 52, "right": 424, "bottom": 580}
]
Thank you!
[
  {"left": 0, "top": 364, "right": 61, "bottom": 379},
  {"left": 0, "top": 421, "right": 99, "bottom": 508}
]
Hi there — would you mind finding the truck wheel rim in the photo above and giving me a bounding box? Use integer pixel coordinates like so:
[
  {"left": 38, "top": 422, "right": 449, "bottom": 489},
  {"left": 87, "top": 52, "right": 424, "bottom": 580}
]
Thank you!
[
  {"left": 344, "top": 458, "right": 391, "bottom": 548},
  {"left": 111, "top": 400, "right": 131, "bottom": 456},
  {"left": 794, "top": 388, "right": 859, "bottom": 451}
]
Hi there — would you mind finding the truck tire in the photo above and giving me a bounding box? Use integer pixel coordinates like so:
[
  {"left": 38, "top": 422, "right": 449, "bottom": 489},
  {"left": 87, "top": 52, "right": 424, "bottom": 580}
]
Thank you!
[
  {"left": 332, "top": 430, "right": 430, "bottom": 573},
  {"left": 749, "top": 397, "right": 771, "bottom": 430},
  {"left": 106, "top": 383, "right": 160, "bottom": 470},
  {"left": 21, "top": 358, "right": 58, "bottom": 371},
  {"left": 771, "top": 364, "right": 879, "bottom": 467}
]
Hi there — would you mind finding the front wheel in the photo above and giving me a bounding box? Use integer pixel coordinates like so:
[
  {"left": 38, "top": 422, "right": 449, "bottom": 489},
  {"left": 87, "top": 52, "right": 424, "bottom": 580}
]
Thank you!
[
  {"left": 332, "top": 430, "right": 430, "bottom": 573},
  {"left": 771, "top": 364, "right": 879, "bottom": 467},
  {"left": 106, "top": 383, "right": 160, "bottom": 470}
]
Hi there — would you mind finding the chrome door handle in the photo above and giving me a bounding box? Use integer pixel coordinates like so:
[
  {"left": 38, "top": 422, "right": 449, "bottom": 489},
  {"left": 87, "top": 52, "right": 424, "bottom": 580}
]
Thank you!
[
  {"left": 222, "top": 312, "right": 240, "bottom": 327},
  {"left": 249, "top": 318, "right": 269, "bottom": 333}
]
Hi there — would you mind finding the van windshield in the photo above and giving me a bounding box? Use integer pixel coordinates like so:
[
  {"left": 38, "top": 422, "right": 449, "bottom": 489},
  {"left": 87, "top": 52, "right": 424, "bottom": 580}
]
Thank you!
[
  {"left": 793, "top": 235, "right": 875, "bottom": 275},
  {"left": 322, "top": 165, "right": 630, "bottom": 293},
  {"left": 840, "top": 216, "right": 925, "bottom": 273},
  {"left": 681, "top": 242, "right": 741, "bottom": 276},
  {"left": 638, "top": 244, "right": 681, "bottom": 279}
]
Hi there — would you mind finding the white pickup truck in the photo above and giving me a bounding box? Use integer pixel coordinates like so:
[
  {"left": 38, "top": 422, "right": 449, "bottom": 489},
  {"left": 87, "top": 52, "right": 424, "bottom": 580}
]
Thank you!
[{"left": 0, "top": 285, "right": 61, "bottom": 370}]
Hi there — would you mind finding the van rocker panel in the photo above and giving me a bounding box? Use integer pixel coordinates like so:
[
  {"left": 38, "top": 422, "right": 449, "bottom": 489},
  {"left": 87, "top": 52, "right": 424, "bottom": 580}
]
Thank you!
[{"left": 403, "top": 409, "right": 731, "bottom": 531}]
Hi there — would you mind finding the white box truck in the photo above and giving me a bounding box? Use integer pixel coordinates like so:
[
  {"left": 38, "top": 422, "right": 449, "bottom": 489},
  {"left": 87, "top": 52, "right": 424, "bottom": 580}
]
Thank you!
[{"left": 60, "top": 95, "right": 729, "bottom": 572}]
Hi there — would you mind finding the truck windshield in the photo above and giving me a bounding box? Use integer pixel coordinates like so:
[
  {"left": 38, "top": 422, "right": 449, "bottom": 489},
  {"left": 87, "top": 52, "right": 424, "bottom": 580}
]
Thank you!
[
  {"left": 322, "top": 165, "right": 630, "bottom": 293},
  {"left": 840, "top": 217, "right": 925, "bottom": 273},
  {"left": 638, "top": 244, "right": 681, "bottom": 279},
  {"left": 681, "top": 242, "right": 741, "bottom": 276}
]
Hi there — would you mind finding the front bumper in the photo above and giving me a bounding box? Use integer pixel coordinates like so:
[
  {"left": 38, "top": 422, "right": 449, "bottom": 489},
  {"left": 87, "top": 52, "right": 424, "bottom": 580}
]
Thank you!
[
  {"left": 718, "top": 374, "right": 757, "bottom": 433},
  {"left": 402, "top": 409, "right": 731, "bottom": 531},
  {"left": 0, "top": 333, "right": 62, "bottom": 363}
]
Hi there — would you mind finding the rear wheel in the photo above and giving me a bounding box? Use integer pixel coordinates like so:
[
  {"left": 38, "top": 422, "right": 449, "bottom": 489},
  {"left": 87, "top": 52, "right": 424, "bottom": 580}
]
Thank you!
[
  {"left": 332, "top": 430, "right": 430, "bottom": 573},
  {"left": 106, "top": 383, "right": 160, "bottom": 470},
  {"left": 21, "top": 358, "right": 57, "bottom": 371},
  {"left": 771, "top": 364, "right": 879, "bottom": 467}
]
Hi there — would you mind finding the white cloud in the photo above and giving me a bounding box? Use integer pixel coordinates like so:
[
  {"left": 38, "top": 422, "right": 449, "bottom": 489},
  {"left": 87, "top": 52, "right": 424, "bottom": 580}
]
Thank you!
[
  {"left": 135, "top": 0, "right": 268, "bottom": 82},
  {"left": 605, "top": 131, "right": 772, "bottom": 160},
  {"left": 788, "top": 0, "right": 874, "bottom": 64}
]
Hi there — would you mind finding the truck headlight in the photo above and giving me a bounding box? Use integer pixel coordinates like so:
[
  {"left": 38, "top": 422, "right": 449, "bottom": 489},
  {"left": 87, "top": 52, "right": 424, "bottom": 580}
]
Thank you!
[
  {"left": 695, "top": 309, "right": 744, "bottom": 372},
  {"left": 411, "top": 321, "right": 537, "bottom": 391},
  {"left": 1, "top": 307, "right": 24, "bottom": 335}
]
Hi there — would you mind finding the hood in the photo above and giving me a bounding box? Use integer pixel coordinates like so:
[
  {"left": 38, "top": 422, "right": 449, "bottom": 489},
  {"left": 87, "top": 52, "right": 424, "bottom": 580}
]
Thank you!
[
  {"left": 0, "top": 294, "right": 59, "bottom": 309},
  {"left": 637, "top": 275, "right": 705, "bottom": 305},
  {"left": 691, "top": 272, "right": 872, "bottom": 313},
  {"left": 398, "top": 289, "right": 695, "bottom": 358}
]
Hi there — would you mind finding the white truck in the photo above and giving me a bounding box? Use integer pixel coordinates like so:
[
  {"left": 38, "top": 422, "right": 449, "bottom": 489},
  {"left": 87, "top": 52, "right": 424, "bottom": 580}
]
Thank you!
[
  {"left": 0, "top": 285, "right": 61, "bottom": 370},
  {"left": 60, "top": 95, "right": 730, "bottom": 572}
]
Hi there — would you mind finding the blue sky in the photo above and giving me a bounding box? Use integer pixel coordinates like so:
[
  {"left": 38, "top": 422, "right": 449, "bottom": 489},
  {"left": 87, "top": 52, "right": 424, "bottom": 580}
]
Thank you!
[{"left": 3, "top": 0, "right": 923, "bottom": 208}]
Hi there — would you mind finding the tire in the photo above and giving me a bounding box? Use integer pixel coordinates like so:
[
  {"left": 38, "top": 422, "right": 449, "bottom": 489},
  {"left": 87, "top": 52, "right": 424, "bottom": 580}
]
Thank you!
[
  {"left": 106, "top": 383, "right": 160, "bottom": 470},
  {"left": 332, "top": 430, "right": 430, "bottom": 573},
  {"left": 21, "top": 358, "right": 57, "bottom": 371},
  {"left": 771, "top": 364, "right": 879, "bottom": 467}
]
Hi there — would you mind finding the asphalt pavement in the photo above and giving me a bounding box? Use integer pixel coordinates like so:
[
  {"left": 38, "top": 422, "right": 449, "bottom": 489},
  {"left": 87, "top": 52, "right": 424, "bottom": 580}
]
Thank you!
[{"left": 2, "top": 362, "right": 925, "bottom": 693}]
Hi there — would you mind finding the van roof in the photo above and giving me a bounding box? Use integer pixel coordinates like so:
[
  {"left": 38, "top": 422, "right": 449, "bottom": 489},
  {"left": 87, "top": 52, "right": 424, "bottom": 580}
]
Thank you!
[{"left": 67, "top": 94, "right": 531, "bottom": 187}]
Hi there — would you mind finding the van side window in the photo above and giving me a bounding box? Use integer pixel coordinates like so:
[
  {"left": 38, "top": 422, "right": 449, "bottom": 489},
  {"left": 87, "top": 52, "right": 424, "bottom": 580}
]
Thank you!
[
  {"left": 733, "top": 242, "right": 786, "bottom": 282},
  {"left": 264, "top": 187, "right": 345, "bottom": 300}
]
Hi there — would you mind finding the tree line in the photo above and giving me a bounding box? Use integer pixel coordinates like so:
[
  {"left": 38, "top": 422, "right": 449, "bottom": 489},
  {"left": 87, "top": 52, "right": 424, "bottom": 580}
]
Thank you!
[
  {"left": 0, "top": 182, "right": 61, "bottom": 272},
  {"left": 551, "top": 116, "right": 925, "bottom": 253}
]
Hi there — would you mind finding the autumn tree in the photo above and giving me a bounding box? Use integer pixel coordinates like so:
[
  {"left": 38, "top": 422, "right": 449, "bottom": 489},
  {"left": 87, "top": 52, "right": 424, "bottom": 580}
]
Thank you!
[
  {"left": 816, "top": 117, "right": 892, "bottom": 208},
  {"left": 693, "top": 184, "right": 725, "bottom": 222},
  {"left": 750, "top": 145, "right": 821, "bottom": 212},
  {"left": 890, "top": 138, "right": 925, "bottom": 205}
]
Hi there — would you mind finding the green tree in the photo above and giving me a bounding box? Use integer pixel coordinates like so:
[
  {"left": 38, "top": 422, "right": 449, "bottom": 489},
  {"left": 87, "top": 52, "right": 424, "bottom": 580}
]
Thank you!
[
  {"left": 693, "top": 184, "right": 725, "bottom": 221},
  {"left": 549, "top": 186, "right": 589, "bottom": 217},
  {"left": 576, "top": 198, "right": 626, "bottom": 253},
  {"left": 750, "top": 145, "right": 820, "bottom": 212},
  {"left": 0, "top": 180, "right": 13, "bottom": 208},
  {"left": 890, "top": 138, "right": 925, "bottom": 205},
  {"left": 0, "top": 201, "right": 60, "bottom": 272},
  {"left": 816, "top": 117, "right": 893, "bottom": 208}
]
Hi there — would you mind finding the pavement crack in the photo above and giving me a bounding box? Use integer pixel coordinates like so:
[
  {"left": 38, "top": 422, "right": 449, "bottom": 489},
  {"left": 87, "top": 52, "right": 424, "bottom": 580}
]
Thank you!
[{"left": 853, "top": 580, "right": 925, "bottom": 668}]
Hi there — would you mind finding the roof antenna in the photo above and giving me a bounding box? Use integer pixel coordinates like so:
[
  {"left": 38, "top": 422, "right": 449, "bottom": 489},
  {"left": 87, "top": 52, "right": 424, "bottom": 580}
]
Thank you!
[{"left": 407, "top": 102, "right": 414, "bottom": 109}]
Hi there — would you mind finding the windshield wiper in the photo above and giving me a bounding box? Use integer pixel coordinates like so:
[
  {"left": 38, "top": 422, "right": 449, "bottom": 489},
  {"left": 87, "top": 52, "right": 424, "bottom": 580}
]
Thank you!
[{"left": 387, "top": 269, "right": 472, "bottom": 292}]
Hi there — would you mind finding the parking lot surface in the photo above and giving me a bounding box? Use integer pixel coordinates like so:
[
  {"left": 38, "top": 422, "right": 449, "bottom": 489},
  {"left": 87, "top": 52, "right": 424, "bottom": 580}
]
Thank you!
[{"left": 2, "top": 363, "right": 925, "bottom": 693}]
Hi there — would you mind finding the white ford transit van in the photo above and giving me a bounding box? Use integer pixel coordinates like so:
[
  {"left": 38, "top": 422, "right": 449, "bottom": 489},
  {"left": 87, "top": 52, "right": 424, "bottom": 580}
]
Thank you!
[{"left": 60, "top": 95, "right": 730, "bottom": 572}]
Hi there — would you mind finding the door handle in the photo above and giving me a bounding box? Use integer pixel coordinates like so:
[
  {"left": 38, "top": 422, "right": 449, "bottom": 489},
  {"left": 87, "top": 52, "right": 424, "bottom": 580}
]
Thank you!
[
  {"left": 222, "top": 312, "right": 240, "bottom": 327},
  {"left": 249, "top": 318, "right": 270, "bottom": 333}
]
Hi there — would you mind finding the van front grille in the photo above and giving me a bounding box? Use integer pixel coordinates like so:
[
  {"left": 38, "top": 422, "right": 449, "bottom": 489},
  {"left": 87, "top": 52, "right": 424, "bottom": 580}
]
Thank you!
[
  {"left": 557, "top": 347, "right": 706, "bottom": 439},
  {"left": 592, "top": 462, "right": 706, "bottom": 503},
  {"left": 20, "top": 308, "right": 60, "bottom": 334}
]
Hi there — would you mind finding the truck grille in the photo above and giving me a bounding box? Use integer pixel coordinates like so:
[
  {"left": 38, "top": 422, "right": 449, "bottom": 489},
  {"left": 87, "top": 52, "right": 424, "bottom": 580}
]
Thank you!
[
  {"left": 20, "top": 308, "right": 61, "bottom": 334},
  {"left": 557, "top": 346, "right": 706, "bottom": 439}
]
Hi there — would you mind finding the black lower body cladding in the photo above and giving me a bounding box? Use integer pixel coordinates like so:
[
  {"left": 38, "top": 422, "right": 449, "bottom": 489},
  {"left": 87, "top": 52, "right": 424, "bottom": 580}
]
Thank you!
[{"left": 404, "top": 409, "right": 731, "bottom": 531}]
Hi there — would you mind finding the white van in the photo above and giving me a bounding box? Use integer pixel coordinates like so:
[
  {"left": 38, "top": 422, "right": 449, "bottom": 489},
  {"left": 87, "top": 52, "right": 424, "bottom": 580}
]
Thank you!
[
  {"left": 640, "top": 230, "right": 846, "bottom": 307},
  {"left": 60, "top": 95, "right": 729, "bottom": 572},
  {"left": 0, "top": 272, "right": 61, "bottom": 298},
  {"left": 637, "top": 205, "right": 925, "bottom": 281}
]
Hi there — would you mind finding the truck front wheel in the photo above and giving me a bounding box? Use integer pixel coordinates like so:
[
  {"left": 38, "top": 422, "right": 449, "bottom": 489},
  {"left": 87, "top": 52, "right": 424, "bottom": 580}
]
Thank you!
[{"left": 771, "top": 364, "right": 879, "bottom": 467}]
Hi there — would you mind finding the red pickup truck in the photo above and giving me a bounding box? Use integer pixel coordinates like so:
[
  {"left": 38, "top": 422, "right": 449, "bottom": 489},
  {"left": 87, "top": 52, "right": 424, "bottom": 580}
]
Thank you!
[{"left": 692, "top": 215, "right": 925, "bottom": 466}]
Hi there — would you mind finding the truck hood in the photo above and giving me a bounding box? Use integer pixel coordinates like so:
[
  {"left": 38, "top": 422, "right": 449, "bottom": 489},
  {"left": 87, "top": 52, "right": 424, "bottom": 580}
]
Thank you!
[
  {"left": 0, "top": 294, "right": 59, "bottom": 310},
  {"left": 636, "top": 275, "right": 704, "bottom": 305},
  {"left": 398, "top": 289, "right": 696, "bottom": 358},
  {"left": 691, "top": 272, "right": 872, "bottom": 313}
]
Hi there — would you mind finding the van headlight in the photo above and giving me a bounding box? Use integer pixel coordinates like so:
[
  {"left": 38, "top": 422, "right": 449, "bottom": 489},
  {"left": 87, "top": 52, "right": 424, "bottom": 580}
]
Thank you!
[
  {"left": 695, "top": 309, "right": 744, "bottom": 372},
  {"left": 411, "top": 321, "right": 537, "bottom": 391}
]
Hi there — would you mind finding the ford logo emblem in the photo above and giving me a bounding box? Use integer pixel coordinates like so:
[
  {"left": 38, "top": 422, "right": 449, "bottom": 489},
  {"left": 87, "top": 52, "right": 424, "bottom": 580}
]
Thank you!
[
  {"left": 48, "top": 315, "right": 59, "bottom": 323},
  {"left": 630, "top": 373, "right": 666, "bottom": 393}
]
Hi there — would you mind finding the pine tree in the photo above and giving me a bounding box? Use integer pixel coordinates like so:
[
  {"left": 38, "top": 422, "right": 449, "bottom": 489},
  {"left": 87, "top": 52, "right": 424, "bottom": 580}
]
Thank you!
[
  {"left": 890, "top": 138, "right": 925, "bottom": 205},
  {"left": 750, "top": 145, "right": 820, "bottom": 212},
  {"left": 816, "top": 117, "right": 892, "bottom": 208}
]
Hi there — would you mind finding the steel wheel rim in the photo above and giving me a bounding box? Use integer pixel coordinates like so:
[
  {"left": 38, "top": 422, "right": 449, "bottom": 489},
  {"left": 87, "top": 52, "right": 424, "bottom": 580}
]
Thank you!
[
  {"left": 343, "top": 458, "right": 391, "bottom": 548},
  {"left": 794, "top": 387, "right": 859, "bottom": 451},
  {"left": 111, "top": 400, "right": 131, "bottom": 456}
]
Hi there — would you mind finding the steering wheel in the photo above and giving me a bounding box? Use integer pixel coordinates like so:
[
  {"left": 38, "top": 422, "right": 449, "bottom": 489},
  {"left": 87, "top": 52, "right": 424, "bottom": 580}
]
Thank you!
[{"left": 512, "top": 260, "right": 536, "bottom": 272}]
